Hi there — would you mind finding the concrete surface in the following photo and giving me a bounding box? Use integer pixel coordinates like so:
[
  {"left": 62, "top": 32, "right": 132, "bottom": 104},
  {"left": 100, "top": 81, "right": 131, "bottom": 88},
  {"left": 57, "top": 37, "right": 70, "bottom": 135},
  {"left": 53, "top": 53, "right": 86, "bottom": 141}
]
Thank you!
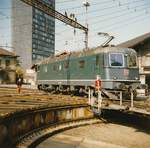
[{"left": 38, "top": 123, "right": 150, "bottom": 148}]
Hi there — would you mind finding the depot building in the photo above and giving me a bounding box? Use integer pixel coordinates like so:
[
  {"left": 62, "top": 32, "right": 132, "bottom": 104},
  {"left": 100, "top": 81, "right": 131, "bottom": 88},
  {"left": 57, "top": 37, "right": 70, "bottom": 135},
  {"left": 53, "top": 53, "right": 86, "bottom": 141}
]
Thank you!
[
  {"left": 0, "top": 48, "right": 18, "bottom": 84},
  {"left": 118, "top": 32, "right": 150, "bottom": 88}
]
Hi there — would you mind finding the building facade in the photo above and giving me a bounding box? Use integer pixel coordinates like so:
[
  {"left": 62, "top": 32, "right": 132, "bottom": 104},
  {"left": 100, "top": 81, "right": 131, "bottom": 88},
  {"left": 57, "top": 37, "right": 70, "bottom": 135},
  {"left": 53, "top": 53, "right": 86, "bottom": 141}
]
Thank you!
[
  {"left": 11, "top": 0, "right": 55, "bottom": 70},
  {"left": 118, "top": 32, "right": 150, "bottom": 87},
  {"left": 0, "top": 48, "right": 18, "bottom": 84}
]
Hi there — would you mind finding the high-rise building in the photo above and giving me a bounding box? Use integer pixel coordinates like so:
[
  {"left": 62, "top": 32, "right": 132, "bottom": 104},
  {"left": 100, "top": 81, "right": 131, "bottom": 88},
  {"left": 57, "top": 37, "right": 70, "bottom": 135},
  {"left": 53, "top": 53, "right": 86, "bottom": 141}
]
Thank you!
[{"left": 11, "top": 0, "right": 55, "bottom": 70}]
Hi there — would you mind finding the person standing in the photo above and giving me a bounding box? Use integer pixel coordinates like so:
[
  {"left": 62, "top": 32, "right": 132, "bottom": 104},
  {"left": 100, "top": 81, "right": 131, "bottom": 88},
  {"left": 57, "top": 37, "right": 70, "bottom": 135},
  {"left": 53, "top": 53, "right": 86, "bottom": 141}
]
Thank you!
[{"left": 16, "top": 77, "right": 23, "bottom": 93}]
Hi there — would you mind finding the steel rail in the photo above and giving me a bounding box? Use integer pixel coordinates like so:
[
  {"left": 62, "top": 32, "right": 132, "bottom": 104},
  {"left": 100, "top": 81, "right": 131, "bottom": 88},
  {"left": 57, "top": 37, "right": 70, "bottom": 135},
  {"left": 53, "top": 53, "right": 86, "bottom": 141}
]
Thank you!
[{"left": 16, "top": 118, "right": 100, "bottom": 147}]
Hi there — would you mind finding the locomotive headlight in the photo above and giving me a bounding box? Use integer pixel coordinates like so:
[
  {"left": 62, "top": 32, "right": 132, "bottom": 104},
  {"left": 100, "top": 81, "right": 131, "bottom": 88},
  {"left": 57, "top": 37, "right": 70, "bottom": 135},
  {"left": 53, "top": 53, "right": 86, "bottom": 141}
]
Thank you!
[{"left": 113, "top": 76, "right": 117, "bottom": 80}]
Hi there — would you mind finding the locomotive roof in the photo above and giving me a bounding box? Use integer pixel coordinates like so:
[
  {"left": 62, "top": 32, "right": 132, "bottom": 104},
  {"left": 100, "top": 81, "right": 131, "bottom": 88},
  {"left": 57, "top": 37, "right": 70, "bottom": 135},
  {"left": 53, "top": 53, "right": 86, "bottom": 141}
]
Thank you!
[{"left": 40, "top": 46, "right": 136, "bottom": 65}]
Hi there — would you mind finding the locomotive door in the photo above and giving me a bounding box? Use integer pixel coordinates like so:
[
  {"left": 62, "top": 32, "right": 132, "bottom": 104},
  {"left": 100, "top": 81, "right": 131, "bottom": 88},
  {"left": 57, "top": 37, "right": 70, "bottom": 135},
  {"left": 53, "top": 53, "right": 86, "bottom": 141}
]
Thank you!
[
  {"left": 66, "top": 54, "right": 71, "bottom": 86},
  {"left": 94, "top": 54, "right": 104, "bottom": 80},
  {"left": 95, "top": 55, "right": 101, "bottom": 76}
]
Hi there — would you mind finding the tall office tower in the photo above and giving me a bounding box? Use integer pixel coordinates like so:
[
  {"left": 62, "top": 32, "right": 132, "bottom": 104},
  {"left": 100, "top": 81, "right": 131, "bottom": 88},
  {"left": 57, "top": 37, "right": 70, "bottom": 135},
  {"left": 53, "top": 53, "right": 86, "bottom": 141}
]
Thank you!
[{"left": 11, "top": 0, "right": 55, "bottom": 70}]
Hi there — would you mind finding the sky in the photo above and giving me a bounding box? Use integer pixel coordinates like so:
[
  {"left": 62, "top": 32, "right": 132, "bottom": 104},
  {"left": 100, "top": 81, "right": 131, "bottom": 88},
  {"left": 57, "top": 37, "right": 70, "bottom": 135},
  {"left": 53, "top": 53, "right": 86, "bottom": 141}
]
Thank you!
[
  {"left": 0, "top": 0, "right": 11, "bottom": 49},
  {"left": 0, "top": 0, "right": 150, "bottom": 52}
]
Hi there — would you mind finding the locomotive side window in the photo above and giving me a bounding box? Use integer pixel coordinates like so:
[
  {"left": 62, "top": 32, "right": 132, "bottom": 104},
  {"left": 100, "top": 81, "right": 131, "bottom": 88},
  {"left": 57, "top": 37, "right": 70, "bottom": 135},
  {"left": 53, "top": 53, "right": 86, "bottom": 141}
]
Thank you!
[
  {"left": 44, "top": 65, "right": 47, "bottom": 73},
  {"left": 64, "top": 61, "right": 69, "bottom": 69},
  {"left": 36, "top": 65, "right": 40, "bottom": 72},
  {"left": 96, "top": 55, "right": 99, "bottom": 66},
  {"left": 53, "top": 64, "right": 58, "bottom": 71},
  {"left": 128, "top": 54, "right": 137, "bottom": 67},
  {"left": 109, "top": 53, "right": 124, "bottom": 67},
  {"left": 59, "top": 64, "right": 62, "bottom": 71},
  {"left": 79, "top": 60, "right": 85, "bottom": 68}
]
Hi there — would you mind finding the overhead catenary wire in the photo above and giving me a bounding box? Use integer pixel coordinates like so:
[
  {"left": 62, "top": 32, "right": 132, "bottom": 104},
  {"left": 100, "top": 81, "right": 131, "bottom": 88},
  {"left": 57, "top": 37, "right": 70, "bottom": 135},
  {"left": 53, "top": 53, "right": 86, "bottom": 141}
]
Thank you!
[
  {"left": 1, "top": 2, "right": 148, "bottom": 24},
  {"left": 91, "top": 4, "right": 150, "bottom": 25},
  {"left": 92, "top": 11, "right": 150, "bottom": 32},
  {"left": 57, "top": 0, "right": 117, "bottom": 11},
  {"left": 55, "top": 0, "right": 148, "bottom": 31},
  {"left": 55, "top": 2, "right": 150, "bottom": 36},
  {"left": 76, "top": 0, "right": 146, "bottom": 16},
  {"left": 55, "top": 15, "right": 150, "bottom": 51},
  {"left": 59, "top": 0, "right": 143, "bottom": 13},
  {"left": 55, "top": 12, "right": 150, "bottom": 45},
  {"left": 56, "top": 0, "right": 79, "bottom": 4},
  {"left": 0, "top": 0, "right": 146, "bottom": 22},
  {"left": 0, "top": 0, "right": 149, "bottom": 51}
]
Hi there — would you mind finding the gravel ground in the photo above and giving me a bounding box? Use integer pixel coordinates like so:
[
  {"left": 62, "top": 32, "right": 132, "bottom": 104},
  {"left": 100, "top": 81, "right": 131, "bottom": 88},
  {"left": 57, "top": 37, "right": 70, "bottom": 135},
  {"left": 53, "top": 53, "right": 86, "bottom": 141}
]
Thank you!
[{"left": 38, "top": 122, "right": 150, "bottom": 148}]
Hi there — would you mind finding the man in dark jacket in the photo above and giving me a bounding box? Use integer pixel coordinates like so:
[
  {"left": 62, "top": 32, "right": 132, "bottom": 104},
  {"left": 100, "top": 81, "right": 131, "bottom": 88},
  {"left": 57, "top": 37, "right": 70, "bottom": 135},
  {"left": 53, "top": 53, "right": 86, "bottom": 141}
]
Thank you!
[{"left": 16, "top": 77, "right": 23, "bottom": 93}]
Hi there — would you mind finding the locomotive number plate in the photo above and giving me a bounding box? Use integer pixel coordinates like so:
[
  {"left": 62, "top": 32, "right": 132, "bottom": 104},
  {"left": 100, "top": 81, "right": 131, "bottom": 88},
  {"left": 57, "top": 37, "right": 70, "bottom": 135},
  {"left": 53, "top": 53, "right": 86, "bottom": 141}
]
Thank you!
[{"left": 124, "top": 69, "right": 129, "bottom": 76}]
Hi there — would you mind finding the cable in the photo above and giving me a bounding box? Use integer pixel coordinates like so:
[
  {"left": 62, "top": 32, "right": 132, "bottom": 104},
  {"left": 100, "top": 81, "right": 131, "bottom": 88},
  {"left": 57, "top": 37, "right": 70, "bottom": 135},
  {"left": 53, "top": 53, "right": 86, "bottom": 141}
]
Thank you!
[
  {"left": 57, "top": 0, "right": 116, "bottom": 11},
  {"left": 79, "top": 2, "right": 150, "bottom": 22},
  {"left": 86, "top": 14, "right": 150, "bottom": 42},
  {"left": 55, "top": 0, "right": 147, "bottom": 29},
  {"left": 76, "top": 0, "right": 145, "bottom": 16},
  {"left": 92, "top": 11, "right": 149, "bottom": 32},
  {"left": 105, "top": 14, "right": 150, "bottom": 32},
  {"left": 55, "top": 13, "right": 150, "bottom": 45},
  {"left": 55, "top": 2, "right": 149, "bottom": 35},
  {"left": 91, "top": 4, "right": 150, "bottom": 25},
  {"left": 56, "top": 0, "right": 78, "bottom": 4}
]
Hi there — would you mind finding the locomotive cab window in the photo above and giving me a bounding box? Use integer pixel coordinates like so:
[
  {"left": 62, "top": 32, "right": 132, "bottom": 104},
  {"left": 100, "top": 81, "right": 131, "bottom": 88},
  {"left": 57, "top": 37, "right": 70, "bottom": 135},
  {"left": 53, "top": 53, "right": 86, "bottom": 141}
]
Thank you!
[
  {"left": 128, "top": 54, "right": 137, "bottom": 67},
  {"left": 109, "top": 53, "right": 124, "bottom": 67}
]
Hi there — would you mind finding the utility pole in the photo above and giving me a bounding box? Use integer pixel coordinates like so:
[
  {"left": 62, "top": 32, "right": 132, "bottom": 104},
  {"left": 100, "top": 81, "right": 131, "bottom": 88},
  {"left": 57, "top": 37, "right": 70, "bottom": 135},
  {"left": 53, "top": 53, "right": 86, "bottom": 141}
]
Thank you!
[{"left": 83, "top": 0, "right": 90, "bottom": 49}]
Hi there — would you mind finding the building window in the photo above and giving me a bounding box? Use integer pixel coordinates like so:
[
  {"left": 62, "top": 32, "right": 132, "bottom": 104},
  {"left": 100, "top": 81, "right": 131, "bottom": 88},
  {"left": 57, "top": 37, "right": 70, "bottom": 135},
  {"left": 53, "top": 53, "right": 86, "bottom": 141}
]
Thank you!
[
  {"left": 79, "top": 60, "right": 85, "bottom": 68},
  {"left": 32, "top": 54, "right": 36, "bottom": 59},
  {"left": 6, "top": 60, "right": 10, "bottom": 67}
]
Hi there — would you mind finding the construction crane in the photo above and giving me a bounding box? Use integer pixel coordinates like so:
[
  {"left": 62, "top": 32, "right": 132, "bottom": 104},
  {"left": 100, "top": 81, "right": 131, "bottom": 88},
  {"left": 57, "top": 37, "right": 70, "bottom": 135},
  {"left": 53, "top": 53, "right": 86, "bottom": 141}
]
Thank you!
[{"left": 20, "top": 0, "right": 88, "bottom": 49}]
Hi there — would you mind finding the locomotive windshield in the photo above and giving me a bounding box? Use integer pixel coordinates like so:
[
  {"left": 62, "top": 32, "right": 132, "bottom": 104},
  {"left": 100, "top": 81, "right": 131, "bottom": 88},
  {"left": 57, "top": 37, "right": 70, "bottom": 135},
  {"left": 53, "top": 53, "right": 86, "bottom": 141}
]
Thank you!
[
  {"left": 128, "top": 54, "right": 137, "bottom": 67},
  {"left": 109, "top": 53, "right": 124, "bottom": 67}
]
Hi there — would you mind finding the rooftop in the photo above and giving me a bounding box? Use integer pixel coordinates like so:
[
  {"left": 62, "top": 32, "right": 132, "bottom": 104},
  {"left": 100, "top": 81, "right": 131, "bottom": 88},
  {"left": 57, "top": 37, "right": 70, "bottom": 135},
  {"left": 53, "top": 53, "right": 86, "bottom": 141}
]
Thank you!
[
  {"left": 0, "top": 48, "right": 17, "bottom": 57},
  {"left": 118, "top": 32, "right": 150, "bottom": 48}
]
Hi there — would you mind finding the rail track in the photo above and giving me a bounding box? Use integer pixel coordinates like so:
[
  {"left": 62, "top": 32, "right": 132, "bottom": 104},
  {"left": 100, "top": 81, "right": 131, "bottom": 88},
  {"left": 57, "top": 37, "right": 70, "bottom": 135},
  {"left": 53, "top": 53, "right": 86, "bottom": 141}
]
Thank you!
[
  {"left": 0, "top": 87, "right": 149, "bottom": 114},
  {"left": 101, "top": 97, "right": 150, "bottom": 113},
  {"left": 0, "top": 87, "right": 149, "bottom": 147},
  {"left": 16, "top": 118, "right": 101, "bottom": 148},
  {"left": 0, "top": 87, "right": 87, "bottom": 117},
  {"left": 0, "top": 87, "right": 93, "bottom": 147}
]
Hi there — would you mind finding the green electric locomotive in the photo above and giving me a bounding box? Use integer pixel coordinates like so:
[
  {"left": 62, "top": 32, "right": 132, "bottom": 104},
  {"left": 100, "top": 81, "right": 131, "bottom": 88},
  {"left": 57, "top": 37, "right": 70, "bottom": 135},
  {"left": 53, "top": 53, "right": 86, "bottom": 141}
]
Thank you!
[{"left": 36, "top": 46, "right": 147, "bottom": 99}]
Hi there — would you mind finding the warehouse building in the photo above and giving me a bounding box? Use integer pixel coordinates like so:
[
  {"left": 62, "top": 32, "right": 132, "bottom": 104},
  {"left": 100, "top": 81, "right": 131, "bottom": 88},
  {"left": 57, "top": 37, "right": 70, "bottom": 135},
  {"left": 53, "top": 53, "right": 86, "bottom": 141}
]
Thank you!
[
  {"left": 118, "top": 32, "right": 150, "bottom": 87},
  {"left": 0, "top": 48, "right": 18, "bottom": 84}
]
